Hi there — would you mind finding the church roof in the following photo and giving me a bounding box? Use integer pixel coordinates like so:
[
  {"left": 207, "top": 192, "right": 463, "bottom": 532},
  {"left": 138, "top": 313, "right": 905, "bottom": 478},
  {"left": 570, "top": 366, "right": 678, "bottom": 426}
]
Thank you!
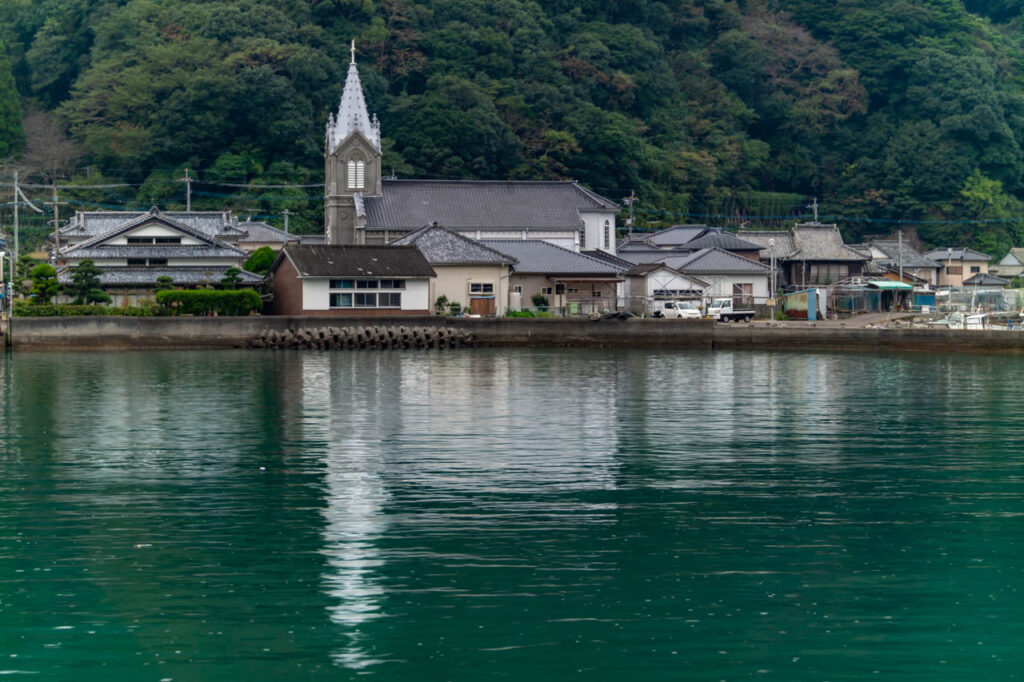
[
  {"left": 391, "top": 224, "right": 517, "bottom": 265},
  {"left": 328, "top": 43, "right": 380, "bottom": 153},
  {"left": 363, "top": 180, "right": 618, "bottom": 231},
  {"left": 275, "top": 245, "right": 436, "bottom": 278}
]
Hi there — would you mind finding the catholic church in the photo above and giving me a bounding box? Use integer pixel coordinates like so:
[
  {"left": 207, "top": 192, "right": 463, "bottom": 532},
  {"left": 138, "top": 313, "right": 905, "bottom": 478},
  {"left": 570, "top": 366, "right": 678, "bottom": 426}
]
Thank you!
[{"left": 323, "top": 43, "right": 621, "bottom": 256}]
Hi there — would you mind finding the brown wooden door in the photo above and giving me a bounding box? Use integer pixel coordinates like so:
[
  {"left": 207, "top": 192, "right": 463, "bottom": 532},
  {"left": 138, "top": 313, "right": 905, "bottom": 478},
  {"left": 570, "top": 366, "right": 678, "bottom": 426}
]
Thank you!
[{"left": 470, "top": 297, "right": 495, "bottom": 316}]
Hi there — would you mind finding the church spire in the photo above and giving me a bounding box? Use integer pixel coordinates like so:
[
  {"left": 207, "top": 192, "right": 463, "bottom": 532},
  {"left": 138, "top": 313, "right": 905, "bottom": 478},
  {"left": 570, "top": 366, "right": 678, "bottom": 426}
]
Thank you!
[{"left": 329, "top": 40, "right": 380, "bottom": 154}]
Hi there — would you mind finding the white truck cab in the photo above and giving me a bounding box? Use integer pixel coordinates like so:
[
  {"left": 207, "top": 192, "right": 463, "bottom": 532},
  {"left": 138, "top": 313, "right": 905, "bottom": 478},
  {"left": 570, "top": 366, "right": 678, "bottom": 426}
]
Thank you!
[{"left": 707, "top": 297, "right": 754, "bottom": 322}]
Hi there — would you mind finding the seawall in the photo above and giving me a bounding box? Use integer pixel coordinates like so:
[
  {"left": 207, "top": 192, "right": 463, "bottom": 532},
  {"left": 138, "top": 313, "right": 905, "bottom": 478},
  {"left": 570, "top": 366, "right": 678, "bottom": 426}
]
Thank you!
[{"left": 7, "top": 316, "right": 1024, "bottom": 354}]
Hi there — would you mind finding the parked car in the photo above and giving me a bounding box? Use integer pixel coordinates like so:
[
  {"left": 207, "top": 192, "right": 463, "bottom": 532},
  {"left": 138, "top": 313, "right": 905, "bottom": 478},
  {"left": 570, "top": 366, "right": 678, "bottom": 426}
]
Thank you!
[
  {"left": 706, "top": 297, "right": 755, "bottom": 322},
  {"left": 652, "top": 300, "right": 702, "bottom": 319}
]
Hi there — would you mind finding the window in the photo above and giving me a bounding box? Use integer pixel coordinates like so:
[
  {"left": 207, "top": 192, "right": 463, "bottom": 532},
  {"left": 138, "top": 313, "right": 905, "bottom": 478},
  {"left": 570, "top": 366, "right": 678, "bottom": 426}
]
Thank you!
[
  {"left": 155, "top": 237, "right": 181, "bottom": 244},
  {"left": 807, "top": 263, "right": 849, "bottom": 284},
  {"left": 603, "top": 221, "right": 611, "bottom": 249},
  {"left": 330, "top": 279, "right": 355, "bottom": 289},
  {"left": 127, "top": 236, "right": 154, "bottom": 244},
  {"left": 346, "top": 159, "right": 366, "bottom": 190},
  {"left": 579, "top": 229, "right": 586, "bottom": 249},
  {"left": 356, "top": 280, "right": 378, "bottom": 289},
  {"left": 970, "top": 266, "right": 981, "bottom": 274},
  {"left": 354, "top": 293, "right": 377, "bottom": 307},
  {"left": 127, "top": 258, "right": 146, "bottom": 266},
  {"left": 378, "top": 293, "right": 401, "bottom": 307},
  {"left": 732, "top": 283, "right": 753, "bottom": 308},
  {"left": 378, "top": 279, "right": 406, "bottom": 289},
  {"left": 148, "top": 258, "right": 168, "bottom": 266},
  {"left": 330, "top": 293, "right": 353, "bottom": 308},
  {"left": 567, "top": 287, "right": 580, "bottom": 294},
  {"left": 593, "top": 290, "right": 602, "bottom": 297},
  {"left": 126, "top": 258, "right": 166, "bottom": 266},
  {"left": 541, "top": 287, "right": 553, "bottom": 295},
  {"left": 946, "top": 266, "right": 963, "bottom": 275},
  {"left": 512, "top": 285, "right": 522, "bottom": 294},
  {"left": 469, "top": 282, "right": 494, "bottom": 294}
]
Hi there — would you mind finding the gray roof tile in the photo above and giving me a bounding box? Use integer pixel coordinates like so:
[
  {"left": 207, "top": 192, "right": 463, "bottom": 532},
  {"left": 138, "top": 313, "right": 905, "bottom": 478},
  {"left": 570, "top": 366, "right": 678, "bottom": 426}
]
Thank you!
[
  {"left": 735, "top": 231, "right": 795, "bottom": 259},
  {"left": 65, "top": 245, "right": 247, "bottom": 260},
  {"left": 668, "top": 248, "right": 771, "bottom": 275},
  {"left": 922, "top": 247, "right": 993, "bottom": 262},
  {"left": 646, "top": 225, "right": 708, "bottom": 246},
  {"left": 480, "top": 240, "right": 624, "bottom": 275},
  {"left": 861, "top": 240, "right": 940, "bottom": 269},
  {"left": 391, "top": 225, "right": 516, "bottom": 265},
  {"left": 276, "top": 245, "right": 436, "bottom": 278},
  {"left": 57, "top": 266, "right": 262, "bottom": 287},
  {"left": 679, "top": 230, "right": 762, "bottom": 252},
  {"left": 789, "top": 224, "right": 867, "bottom": 262},
  {"left": 364, "top": 180, "right": 617, "bottom": 230}
]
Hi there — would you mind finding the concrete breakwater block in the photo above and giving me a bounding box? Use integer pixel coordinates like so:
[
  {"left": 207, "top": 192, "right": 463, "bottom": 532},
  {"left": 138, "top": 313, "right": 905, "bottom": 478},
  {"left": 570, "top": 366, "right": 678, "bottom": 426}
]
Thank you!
[{"left": 248, "top": 325, "right": 477, "bottom": 351}]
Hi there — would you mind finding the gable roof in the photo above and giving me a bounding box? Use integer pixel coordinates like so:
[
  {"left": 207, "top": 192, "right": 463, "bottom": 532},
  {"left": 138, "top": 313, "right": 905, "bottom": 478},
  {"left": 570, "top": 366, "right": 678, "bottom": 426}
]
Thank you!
[
  {"left": 679, "top": 230, "right": 762, "bottom": 252},
  {"left": 860, "top": 240, "right": 939, "bottom": 269},
  {"left": 233, "top": 221, "right": 296, "bottom": 244},
  {"left": 60, "top": 210, "right": 242, "bottom": 240},
  {"left": 962, "top": 272, "right": 1009, "bottom": 286},
  {"left": 480, "top": 239, "right": 624, "bottom": 276},
  {"left": 736, "top": 231, "right": 795, "bottom": 260},
  {"left": 789, "top": 224, "right": 867, "bottom": 262},
  {"left": 274, "top": 245, "right": 435, "bottom": 278},
  {"left": 998, "top": 248, "right": 1024, "bottom": 266},
  {"left": 61, "top": 208, "right": 247, "bottom": 257},
  {"left": 667, "top": 247, "right": 772, "bottom": 275},
  {"left": 922, "top": 247, "right": 992, "bottom": 262},
  {"left": 624, "top": 261, "right": 709, "bottom": 283},
  {"left": 645, "top": 225, "right": 708, "bottom": 247},
  {"left": 363, "top": 180, "right": 618, "bottom": 230},
  {"left": 391, "top": 224, "right": 516, "bottom": 265}
]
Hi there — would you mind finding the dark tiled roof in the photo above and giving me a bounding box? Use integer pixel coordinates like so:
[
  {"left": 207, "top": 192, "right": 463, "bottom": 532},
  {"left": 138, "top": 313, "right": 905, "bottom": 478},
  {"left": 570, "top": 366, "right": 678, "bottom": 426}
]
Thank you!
[
  {"left": 579, "top": 248, "right": 637, "bottom": 269},
  {"left": 668, "top": 248, "right": 772, "bottom": 275},
  {"left": 962, "top": 273, "right": 1009, "bottom": 286},
  {"left": 737, "top": 231, "right": 795, "bottom": 260},
  {"left": 480, "top": 240, "right": 624, "bottom": 275},
  {"left": 298, "top": 234, "right": 326, "bottom": 245},
  {"left": 646, "top": 225, "right": 708, "bottom": 246},
  {"left": 922, "top": 247, "right": 993, "bottom": 262},
  {"left": 232, "top": 221, "right": 295, "bottom": 243},
  {"left": 61, "top": 210, "right": 242, "bottom": 239},
  {"left": 64, "top": 245, "right": 247, "bottom": 260},
  {"left": 391, "top": 225, "right": 516, "bottom": 265},
  {"left": 615, "top": 248, "right": 681, "bottom": 265},
  {"left": 790, "top": 224, "right": 867, "bottom": 262},
  {"left": 679, "top": 230, "right": 762, "bottom": 252},
  {"left": 363, "top": 180, "right": 617, "bottom": 230},
  {"left": 862, "top": 241, "right": 939, "bottom": 269},
  {"left": 57, "top": 266, "right": 262, "bottom": 287},
  {"left": 277, "top": 245, "right": 436, "bottom": 278}
]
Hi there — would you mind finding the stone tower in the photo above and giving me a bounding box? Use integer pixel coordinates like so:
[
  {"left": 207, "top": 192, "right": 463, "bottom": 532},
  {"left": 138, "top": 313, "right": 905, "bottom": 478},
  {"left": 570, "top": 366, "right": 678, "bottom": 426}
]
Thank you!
[{"left": 325, "top": 41, "right": 382, "bottom": 245}]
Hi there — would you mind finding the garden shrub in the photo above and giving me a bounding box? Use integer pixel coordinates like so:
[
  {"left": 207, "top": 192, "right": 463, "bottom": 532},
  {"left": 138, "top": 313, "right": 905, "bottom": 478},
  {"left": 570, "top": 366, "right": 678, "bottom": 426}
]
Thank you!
[{"left": 156, "top": 289, "right": 262, "bottom": 316}]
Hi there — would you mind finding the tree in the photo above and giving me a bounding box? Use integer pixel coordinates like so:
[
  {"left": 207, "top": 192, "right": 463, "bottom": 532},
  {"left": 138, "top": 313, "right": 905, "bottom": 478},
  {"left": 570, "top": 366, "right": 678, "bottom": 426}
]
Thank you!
[
  {"left": 243, "top": 246, "right": 276, "bottom": 275},
  {"left": 20, "top": 109, "right": 82, "bottom": 183},
  {"left": 65, "top": 259, "right": 108, "bottom": 304},
  {"left": 30, "top": 263, "right": 60, "bottom": 303},
  {"left": 0, "top": 40, "right": 23, "bottom": 158},
  {"left": 154, "top": 275, "right": 174, "bottom": 291},
  {"left": 220, "top": 267, "right": 243, "bottom": 289}
]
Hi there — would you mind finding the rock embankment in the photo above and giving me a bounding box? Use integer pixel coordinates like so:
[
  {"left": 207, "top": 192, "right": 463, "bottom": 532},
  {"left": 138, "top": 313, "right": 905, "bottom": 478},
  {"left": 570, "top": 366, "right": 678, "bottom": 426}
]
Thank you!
[{"left": 248, "top": 325, "right": 477, "bottom": 351}]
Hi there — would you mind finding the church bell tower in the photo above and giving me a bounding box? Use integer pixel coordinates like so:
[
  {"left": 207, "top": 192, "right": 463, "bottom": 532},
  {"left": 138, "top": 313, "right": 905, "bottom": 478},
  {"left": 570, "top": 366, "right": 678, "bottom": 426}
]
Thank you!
[{"left": 325, "top": 41, "right": 382, "bottom": 245}]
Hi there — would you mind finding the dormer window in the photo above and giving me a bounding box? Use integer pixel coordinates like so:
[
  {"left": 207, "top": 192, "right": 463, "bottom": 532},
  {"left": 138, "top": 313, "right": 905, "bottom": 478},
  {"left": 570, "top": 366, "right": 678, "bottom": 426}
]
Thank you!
[{"left": 347, "top": 159, "right": 366, "bottom": 190}]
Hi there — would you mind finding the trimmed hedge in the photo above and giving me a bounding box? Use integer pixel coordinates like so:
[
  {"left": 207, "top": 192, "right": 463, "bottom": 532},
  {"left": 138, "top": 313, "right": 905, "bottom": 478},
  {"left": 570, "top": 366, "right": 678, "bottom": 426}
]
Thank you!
[
  {"left": 13, "top": 301, "right": 161, "bottom": 317},
  {"left": 156, "top": 289, "right": 262, "bottom": 316}
]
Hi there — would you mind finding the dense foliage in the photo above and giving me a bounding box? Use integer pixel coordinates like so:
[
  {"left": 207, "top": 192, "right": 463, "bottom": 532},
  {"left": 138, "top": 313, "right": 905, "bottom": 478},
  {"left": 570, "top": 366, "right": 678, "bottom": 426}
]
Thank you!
[
  {"left": 156, "top": 289, "right": 263, "bottom": 316},
  {"left": 6, "top": 1, "right": 1024, "bottom": 253},
  {"left": 13, "top": 300, "right": 161, "bottom": 316}
]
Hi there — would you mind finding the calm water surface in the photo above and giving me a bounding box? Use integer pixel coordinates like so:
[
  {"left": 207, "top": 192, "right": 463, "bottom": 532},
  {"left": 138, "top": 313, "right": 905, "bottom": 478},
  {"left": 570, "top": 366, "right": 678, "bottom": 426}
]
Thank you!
[{"left": 1, "top": 349, "right": 1022, "bottom": 680}]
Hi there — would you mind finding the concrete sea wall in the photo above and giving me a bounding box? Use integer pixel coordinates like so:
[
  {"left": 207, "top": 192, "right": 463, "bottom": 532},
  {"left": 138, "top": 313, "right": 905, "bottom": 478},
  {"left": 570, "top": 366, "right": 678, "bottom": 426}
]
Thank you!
[{"left": 6, "top": 316, "right": 1024, "bottom": 354}]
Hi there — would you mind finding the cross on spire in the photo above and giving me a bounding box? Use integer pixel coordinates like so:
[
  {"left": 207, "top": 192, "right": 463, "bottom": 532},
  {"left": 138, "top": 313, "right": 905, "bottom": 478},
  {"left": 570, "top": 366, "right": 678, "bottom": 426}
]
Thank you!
[{"left": 350, "top": 39, "right": 356, "bottom": 64}]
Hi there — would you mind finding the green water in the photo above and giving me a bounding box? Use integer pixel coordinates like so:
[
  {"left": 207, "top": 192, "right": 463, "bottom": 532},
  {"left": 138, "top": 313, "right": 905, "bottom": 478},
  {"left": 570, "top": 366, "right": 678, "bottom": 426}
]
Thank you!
[{"left": 1, "top": 349, "right": 1022, "bottom": 680}]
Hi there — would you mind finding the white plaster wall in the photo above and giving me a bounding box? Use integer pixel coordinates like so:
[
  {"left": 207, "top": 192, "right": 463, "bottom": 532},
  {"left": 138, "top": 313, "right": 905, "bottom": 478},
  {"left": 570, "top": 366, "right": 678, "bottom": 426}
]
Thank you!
[
  {"left": 108, "top": 225, "right": 203, "bottom": 244},
  {"left": 431, "top": 265, "right": 509, "bottom": 316},
  {"left": 699, "top": 274, "right": 770, "bottom": 300},
  {"left": 303, "top": 278, "right": 331, "bottom": 311},
  {"left": 402, "top": 279, "right": 430, "bottom": 310},
  {"left": 302, "top": 277, "right": 430, "bottom": 311},
  {"left": 464, "top": 229, "right": 578, "bottom": 253},
  {"left": 580, "top": 211, "right": 617, "bottom": 255}
]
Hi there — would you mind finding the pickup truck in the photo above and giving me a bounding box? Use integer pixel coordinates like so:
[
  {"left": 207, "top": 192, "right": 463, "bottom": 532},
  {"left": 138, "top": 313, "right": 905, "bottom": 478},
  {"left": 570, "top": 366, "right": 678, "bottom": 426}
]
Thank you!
[
  {"left": 706, "top": 297, "right": 755, "bottom": 322},
  {"left": 651, "top": 300, "right": 702, "bottom": 319}
]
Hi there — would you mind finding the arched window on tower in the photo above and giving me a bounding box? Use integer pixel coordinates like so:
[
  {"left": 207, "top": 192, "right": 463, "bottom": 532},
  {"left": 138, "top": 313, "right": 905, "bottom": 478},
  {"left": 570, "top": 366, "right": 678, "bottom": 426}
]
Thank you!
[{"left": 347, "top": 159, "right": 366, "bottom": 190}]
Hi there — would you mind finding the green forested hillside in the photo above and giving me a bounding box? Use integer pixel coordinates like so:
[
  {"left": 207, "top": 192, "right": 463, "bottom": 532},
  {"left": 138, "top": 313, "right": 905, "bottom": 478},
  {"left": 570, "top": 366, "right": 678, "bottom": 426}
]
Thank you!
[{"left": 3, "top": 0, "right": 1024, "bottom": 252}]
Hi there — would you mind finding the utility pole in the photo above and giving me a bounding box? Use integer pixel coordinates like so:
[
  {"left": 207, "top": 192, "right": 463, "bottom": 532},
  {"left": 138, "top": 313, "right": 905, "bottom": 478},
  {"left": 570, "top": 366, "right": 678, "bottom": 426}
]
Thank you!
[
  {"left": 12, "top": 170, "right": 18, "bottom": 270},
  {"left": 178, "top": 168, "right": 192, "bottom": 211},
  {"left": 51, "top": 184, "right": 60, "bottom": 256},
  {"left": 623, "top": 190, "right": 636, "bottom": 237},
  {"left": 283, "top": 209, "right": 290, "bottom": 235}
]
